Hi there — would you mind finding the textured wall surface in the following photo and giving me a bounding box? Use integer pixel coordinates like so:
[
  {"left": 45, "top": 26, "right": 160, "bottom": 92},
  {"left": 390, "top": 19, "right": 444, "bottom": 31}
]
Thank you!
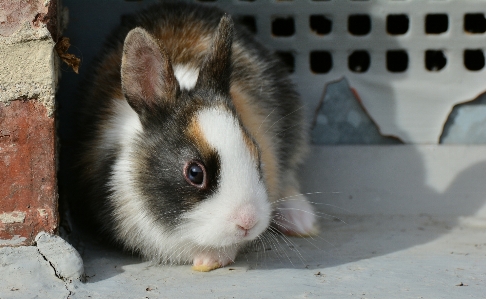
[{"left": 0, "top": 0, "right": 60, "bottom": 246}]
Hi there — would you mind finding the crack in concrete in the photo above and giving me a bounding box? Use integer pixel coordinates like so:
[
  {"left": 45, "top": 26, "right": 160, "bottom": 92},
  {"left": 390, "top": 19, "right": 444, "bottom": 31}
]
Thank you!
[
  {"left": 36, "top": 246, "right": 74, "bottom": 299},
  {"left": 34, "top": 232, "right": 86, "bottom": 298}
]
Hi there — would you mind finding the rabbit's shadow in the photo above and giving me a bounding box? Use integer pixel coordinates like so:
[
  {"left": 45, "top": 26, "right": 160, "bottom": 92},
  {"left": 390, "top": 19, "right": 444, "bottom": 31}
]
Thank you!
[
  {"left": 75, "top": 155, "right": 486, "bottom": 281},
  {"left": 236, "top": 147, "right": 486, "bottom": 271}
]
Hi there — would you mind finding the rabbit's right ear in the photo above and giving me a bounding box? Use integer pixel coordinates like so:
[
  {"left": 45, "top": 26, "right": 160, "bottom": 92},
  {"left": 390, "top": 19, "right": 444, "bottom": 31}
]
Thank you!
[
  {"left": 195, "top": 14, "right": 234, "bottom": 95},
  {"left": 121, "top": 28, "right": 179, "bottom": 116}
]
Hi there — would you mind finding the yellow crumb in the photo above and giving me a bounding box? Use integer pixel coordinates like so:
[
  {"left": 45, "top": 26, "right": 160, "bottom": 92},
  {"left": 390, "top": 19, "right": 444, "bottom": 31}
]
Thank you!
[{"left": 191, "top": 262, "right": 221, "bottom": 272}]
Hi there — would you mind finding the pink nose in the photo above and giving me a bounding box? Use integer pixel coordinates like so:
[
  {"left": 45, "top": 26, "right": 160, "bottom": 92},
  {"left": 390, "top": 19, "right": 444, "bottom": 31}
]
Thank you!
[
  {"left": 236, "top": 223, "right": 255, "bottom": 237},
  {"left": 234, "top": 207, "right": 258, "bottom": 232},
  {"left": 236, "top": 222, "right": 256, "bottom": 231}
]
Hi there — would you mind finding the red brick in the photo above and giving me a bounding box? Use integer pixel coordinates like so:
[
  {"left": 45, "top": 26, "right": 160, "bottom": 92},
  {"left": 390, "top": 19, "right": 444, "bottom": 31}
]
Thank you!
[{"left": 0, "top": 100, "right": 58, "bottom": 246}]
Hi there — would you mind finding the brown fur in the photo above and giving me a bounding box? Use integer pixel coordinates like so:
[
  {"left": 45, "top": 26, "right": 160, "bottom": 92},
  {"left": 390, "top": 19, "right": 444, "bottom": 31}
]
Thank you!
[
  {"left": 230, "top": 84, "right": 280, "bottom": 203},
  {"left": 186, "top": 113, "right": 215, "bottom": 161},
  {"left": 151, "top": 19, "right": 213, "bottom": 66}
]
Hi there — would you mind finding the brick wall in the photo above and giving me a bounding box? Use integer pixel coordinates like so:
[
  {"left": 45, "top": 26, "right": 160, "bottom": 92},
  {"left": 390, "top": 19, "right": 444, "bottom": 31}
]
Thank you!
[{"left": 0, "top": 0, "right": 60, "bottom": 246}]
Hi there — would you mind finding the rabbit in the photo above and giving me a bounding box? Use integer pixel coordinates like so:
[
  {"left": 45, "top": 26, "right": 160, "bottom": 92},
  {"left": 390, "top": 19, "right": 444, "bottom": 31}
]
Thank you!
[{"left": 72, "top": 2, "right": 317, "bottom": 272}]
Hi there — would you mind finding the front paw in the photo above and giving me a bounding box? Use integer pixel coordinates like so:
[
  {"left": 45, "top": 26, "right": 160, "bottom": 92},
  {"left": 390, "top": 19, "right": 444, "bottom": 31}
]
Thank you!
[
  {"left": 192, "top": 251, "right": 236, "bottom": 272},
  {"left": 273, "top": 195, "right": 318, "bottom": 237}
]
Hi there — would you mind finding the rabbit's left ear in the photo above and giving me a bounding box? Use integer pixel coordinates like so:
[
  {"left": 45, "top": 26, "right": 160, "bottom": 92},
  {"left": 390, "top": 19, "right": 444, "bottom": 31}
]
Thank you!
[
  {"left": 121, "top": 27, "right": 179, "bottom": 117},
  {"left": 195, "top": 14, "right": 234, "bottom": 94}
]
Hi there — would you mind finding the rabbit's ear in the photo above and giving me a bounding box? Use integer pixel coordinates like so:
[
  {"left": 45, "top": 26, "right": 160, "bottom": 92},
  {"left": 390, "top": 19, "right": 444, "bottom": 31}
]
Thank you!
[
  {"left": 121, "top": 27, "right": 179, "bottom": 116},
  {"left": 195, "top": 14, "right": 234, "bottom": 94}
]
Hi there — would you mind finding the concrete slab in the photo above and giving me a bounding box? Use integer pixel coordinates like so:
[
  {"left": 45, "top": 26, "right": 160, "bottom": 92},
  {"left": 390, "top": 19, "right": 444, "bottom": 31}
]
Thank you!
[
  {"left": 0, "top": 246, "right": 70, "bottom": 299},
  {"left": 3, "top": 146, "right": 485, "bottom": 298},
  {"left": 70, "top": 213, "right": 484, "bottom": 299}
]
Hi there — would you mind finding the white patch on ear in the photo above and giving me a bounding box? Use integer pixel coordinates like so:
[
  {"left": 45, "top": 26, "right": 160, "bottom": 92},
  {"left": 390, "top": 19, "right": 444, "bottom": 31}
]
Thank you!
[
  {"left": 182, "top": 107, "right": 272, "bottom": 247},
  {"left": 173, "top": 64, "right": 199, "bottom": 91}
]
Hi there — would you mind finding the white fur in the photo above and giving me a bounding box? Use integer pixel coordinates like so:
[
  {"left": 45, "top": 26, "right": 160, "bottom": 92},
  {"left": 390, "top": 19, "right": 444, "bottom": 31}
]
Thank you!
[
  {"left": 173, "top": 64, "right": 199, "bottom": 91},
  {"left": 102, "top": 100, "right": 167, "bottom": 250},
  {"left": 100, "top": 101, "right": 149, "bottom": 248},
  {"left": 182, "top": 107, "right": 272, "bottom": 247}
]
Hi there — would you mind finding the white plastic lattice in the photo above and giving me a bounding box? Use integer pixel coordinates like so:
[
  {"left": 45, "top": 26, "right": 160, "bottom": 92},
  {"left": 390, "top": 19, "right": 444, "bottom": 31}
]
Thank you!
[{"left": 196, "top": 0, "right": 486, "bottom": 143}]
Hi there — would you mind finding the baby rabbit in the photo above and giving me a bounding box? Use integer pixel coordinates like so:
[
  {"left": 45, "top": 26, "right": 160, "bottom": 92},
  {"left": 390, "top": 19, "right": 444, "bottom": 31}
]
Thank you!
[{"left": 73, "top": 2, "right": 317, "bottom": 271}]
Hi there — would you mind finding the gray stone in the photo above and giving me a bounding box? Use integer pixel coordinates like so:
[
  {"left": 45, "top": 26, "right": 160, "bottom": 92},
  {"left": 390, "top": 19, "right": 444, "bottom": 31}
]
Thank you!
[
  {"left": 440, "top": 93, "right": 486, "bottom": 144},
  {"left": 311, "top": 78, "right": 402, "bottom": 145},
  {"left": 35, "top": 232, "right": 84, "bottom": 282}
]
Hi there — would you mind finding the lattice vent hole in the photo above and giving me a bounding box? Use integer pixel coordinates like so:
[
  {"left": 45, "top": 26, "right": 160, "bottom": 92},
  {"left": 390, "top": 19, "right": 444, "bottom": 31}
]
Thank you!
[
  {"left": 236, "top": 15, "right": 257, "bottom": 34},
  {"left": 464, "top": 13, "right": 486, "bottom": 34},
  {"left": 425, "top": 14, "right": 448, "bottom": 34},
  {"left": 348, "top": 15, "right": 371, "bottom": 36},
  {"left": 275, "top": 51, "right": 295, "bottom": 73},
  {"left": 464, "top": 49, "right": 485, "bottom": 71},
  {"left": 272, "top": 16, "right": 295, "bottom": 37},
  {"left": 310, "top": 15, "right": 332, "bottom": 35},
  {"left": 425, "top": 50, "right": 447, "bottom": 72},
  {"left": 348, "top": 51, "right": 370, "bottom": 73},
  {"left": 387, "top": 50, "right": 408, "bottom": 73},
  {"left": 310, "top": 51, "right": 332, "bottom": 74},
  {"left": 387, "top": 14, "right": 409, "bottom": 35}
]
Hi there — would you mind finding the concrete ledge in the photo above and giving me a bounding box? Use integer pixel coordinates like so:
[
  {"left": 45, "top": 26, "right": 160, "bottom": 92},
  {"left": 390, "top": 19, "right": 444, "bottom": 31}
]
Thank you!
[{"left": 2, "top": 146, "right": 484, "bottom": 298}]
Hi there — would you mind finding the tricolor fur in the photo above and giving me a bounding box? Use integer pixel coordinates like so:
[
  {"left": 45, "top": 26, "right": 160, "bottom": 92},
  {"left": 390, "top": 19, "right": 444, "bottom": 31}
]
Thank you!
[{"left": 72, "top": 2, "right": 314, "bottom": 271}]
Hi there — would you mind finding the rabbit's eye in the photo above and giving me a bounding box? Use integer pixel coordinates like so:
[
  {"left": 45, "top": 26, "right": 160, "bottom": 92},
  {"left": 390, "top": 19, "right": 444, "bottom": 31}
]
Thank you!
[{"left": 184, "top": 161, "right": 207, "bottom": 188}]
